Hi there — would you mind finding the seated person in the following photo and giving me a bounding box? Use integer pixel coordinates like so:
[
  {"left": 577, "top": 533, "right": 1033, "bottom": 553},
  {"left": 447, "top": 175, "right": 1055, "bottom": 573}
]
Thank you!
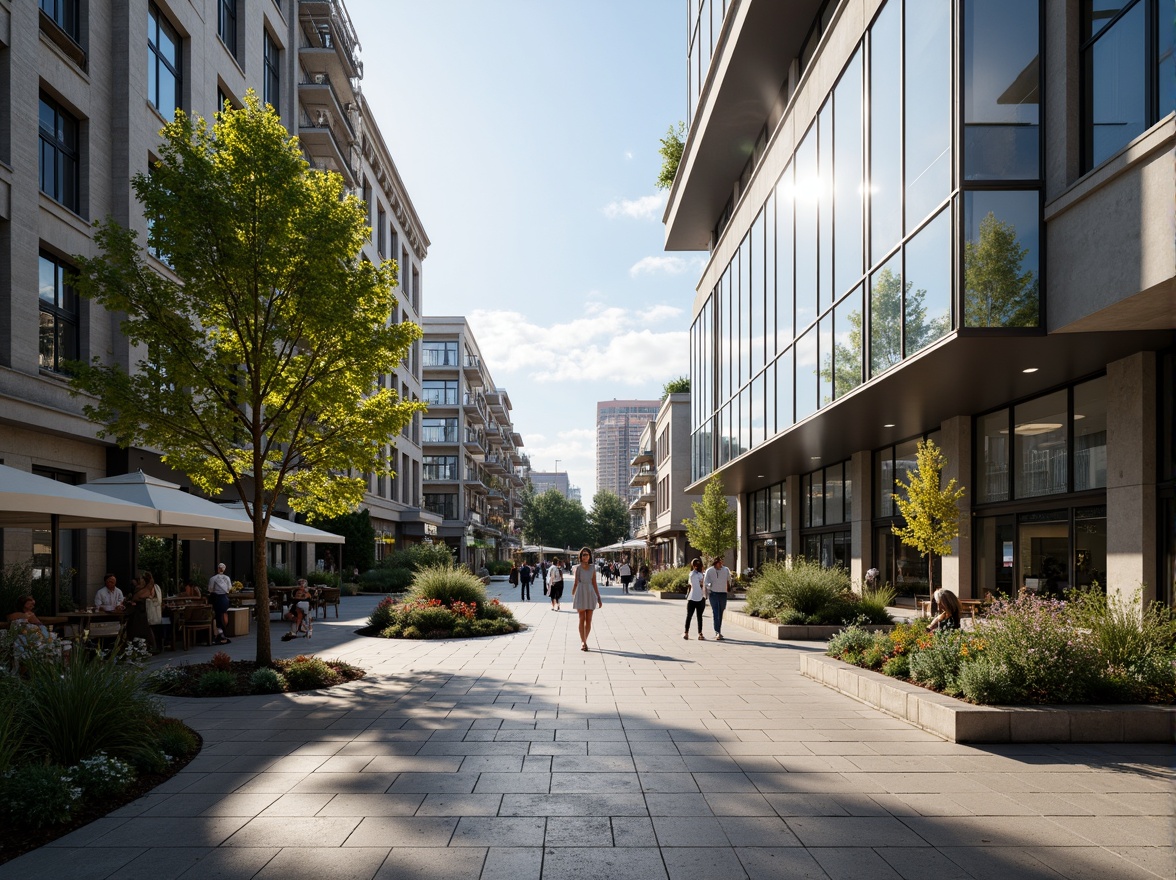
[
  {"left": 281, "top": 580, "right": 313, "bottom": 641},
  {"left": 179, "top": 579, "right": 203, "bottom": 599},
  {"left": 94, "top": 574, "right": 125, "bottom": 612},
  {"left": 7, "top": 595, "right": 44, "bottom": 627},
  {"left": 928, "top": 588, "right": 962, "bottom": 632}
]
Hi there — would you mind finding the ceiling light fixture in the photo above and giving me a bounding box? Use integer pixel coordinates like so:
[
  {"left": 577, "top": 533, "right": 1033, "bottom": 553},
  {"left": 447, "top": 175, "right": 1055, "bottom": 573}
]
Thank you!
[
  {"left": 883, "top": 423, "right": 895, "bottom": 428},
  {"left": 1022, "top": 367, "right": 1039, "bottom": 374}
]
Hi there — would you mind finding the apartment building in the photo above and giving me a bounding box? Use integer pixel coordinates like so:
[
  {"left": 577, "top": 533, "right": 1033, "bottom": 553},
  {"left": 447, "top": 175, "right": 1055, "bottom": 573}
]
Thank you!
[
  {"left": 670, "top": 0, "right": 1174, "bottom": 608},
  {"left": 629, "top": 392, "right": 701, "bottom": 568},
  {"left": 595, "top": 399, "right": 660, "bottom": 504},
  {"left": 420, "top": 317, "right": 526, "bottom": 567},
  {"left": 529, "top": 471, "right": 572, "bottom": 500},
  {"left": 0, "top": 0, "right": 433, "bottom": 586}
]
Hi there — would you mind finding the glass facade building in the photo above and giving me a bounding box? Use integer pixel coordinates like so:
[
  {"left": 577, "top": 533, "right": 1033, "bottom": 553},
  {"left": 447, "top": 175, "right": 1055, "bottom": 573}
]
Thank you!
[{"left": 672, "top": 0, "right": 1174, "bottom": 608}]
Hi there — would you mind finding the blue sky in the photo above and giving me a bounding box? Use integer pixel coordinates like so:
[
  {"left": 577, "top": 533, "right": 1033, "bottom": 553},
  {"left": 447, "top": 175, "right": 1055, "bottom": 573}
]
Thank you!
[{"left": 348, "top": 0, "right": 699, "bottom": 499}]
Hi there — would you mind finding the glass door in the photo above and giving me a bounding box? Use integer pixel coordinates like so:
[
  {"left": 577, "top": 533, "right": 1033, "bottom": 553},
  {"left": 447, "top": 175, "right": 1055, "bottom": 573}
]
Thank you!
[{"left": 1018, "top": 511, "right": 1069, "bottom": 597}]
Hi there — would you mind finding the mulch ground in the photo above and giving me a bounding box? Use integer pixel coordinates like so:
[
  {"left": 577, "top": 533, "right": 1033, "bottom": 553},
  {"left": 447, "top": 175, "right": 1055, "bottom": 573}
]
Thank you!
[{"left": 160, "top": 658, "right": 366, "bottom": 697}]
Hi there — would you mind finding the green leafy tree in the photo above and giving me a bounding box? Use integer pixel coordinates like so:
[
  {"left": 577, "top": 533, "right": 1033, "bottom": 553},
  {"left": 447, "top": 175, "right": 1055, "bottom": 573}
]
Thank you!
[
  {"left": 525, "top": 490, "right": 589, "bottom": 551},
  {"left": 68, "top": 93, "right": 422, "bottom": 665},
  {"left": 655, "top": 122, "right": 685, "bottom": 191},
  {"left": 891, "top": 439, "right": 966, "bottom": 606},
  {"left": 662, "top": 376, "right": 690, "bottom": 399},
  {"left": 307, "top": 508, "right": 376, "bottom": 575},
  {"left": 964, "top": 211, "right": 1039, "bottom": 328},
  {"left": 588, "top": 489, "right": 629, "bottom": 549},
  {"left": 683, "top": 474, "right": 737, "bottom": 561}
]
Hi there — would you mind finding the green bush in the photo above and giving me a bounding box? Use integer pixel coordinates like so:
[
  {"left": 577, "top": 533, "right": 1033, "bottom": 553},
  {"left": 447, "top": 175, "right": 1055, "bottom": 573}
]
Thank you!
[
  {"left": 132, "top": 747, "right": 170, "bottom": 775},
  {"left": 409, "top": 565, "right": 488, "bottom": 609},
  {"left": 409, "top": 605, "right": 460, "bottom": 637},
  {"left": 0, "top": 763, "right": 80, "bottom": 828},
  {"left": 857, "top": 583, "right": 897, "bottom": 624},
  {"left": 649, "top": 567, "right": 690, "bottom": 592},
  {"left": 360, "top": 567, "right": 413, "bottom": 592},
  {"left": 380, "top": 624, "right": 403, "bottom": 639},
  {"left": 753, "top": 558, "right": 852, "bottom": 618},
  {"left": 487, "top": 560, "right": 513, "bottom": 576},
  {"left": 0, "top": 561, "right": 76, "bottom": 616},
  {"left": 340, "top": 581, "right": 360, "bottom": 597},
  {"left": 249, "top": 668, "right": 288, "bottom": 694},
  {"left": 18, "top": 651, "right": 160, "bottom": 766},
  {"left": 152, "top": 718, "right": 199, "bottom": 759},
  {"left": 379, "top": 543, "right": 455, "bottom": 572},
  {"left": 368, "top": 597, "right": 399, "bottom": 630},
  {"left": 267, "top": 565, "right": 294, "bottom": 587},
  {"left": 881, "top": 654, "right": 910, "bottom": 678},
  {"left": 827, "top": 626, "right": 875, "bottom": 658},
  {"left": 480, "top": 600, "right": 513, "bottom": 621},
  {"left": 196, "top": 670, "right": 237, "bottom": 697},
  {"left": 401, "top": 625, "right": 422, "bottom": 640},
  {"left": 0, "top": 680, "right": 23, "bottom": 775},
  {"left": 909, "top": 631, "right": 968, "bottom": 695},
  {"left": 1067, "top": 588, "right": 1176, "bottom": 701},
  {"left": 957, "top": 657, "right": 1021, "bottom": 705},
  {"left": 67, "top": 752, "right": 133, "bottom": 798},
  {"left": 284, "top": 656, "right": 340, "bottom": 690}
]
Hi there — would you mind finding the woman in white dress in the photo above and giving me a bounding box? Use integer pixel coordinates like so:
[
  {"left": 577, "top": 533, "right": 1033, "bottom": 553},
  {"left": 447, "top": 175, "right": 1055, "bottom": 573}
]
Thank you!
[{"left": 571, "top": 547, "right": 603, "bottom": 652}]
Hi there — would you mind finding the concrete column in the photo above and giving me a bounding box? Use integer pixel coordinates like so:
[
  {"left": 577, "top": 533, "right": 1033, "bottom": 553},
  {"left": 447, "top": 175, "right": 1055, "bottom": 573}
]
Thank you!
[
  {"left": 848, "top": 450, "right": 871, "bottom": 591},
  {"left": 1106, "top": 352, "right": 1158, "bottom": 607},
  {"left": 784, "top": 474, "right": 803, "bottom": 562},
  {"left": 735, "top": 492, "right": 748, "bottom": 573},
  {"left": 939, "top": 415, "right": 974, "bottom": 599}
]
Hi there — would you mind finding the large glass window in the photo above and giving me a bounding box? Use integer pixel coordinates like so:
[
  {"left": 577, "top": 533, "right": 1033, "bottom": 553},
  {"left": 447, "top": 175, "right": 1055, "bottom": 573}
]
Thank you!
[
  {"left": 775, "top": 348, "right": 793, "bottom": 432},
  {"left": 977, "top": 409, "right": 1011, "bottom": 503},
  {"left": 424, "top": 493, "right": 457, "bottom": 519},
  {"left": 875, "top": 448, "right": 895, "bottom": 518},
  {"left": 40, "top": 0, "right": 79, "bottom": 41},
  {"left": 775, "top": 166, "right": 794, "bottom": 347},
  {"left": 818, "top": 103, "right": 834, "bottom": 308},
  {"left": 422, "top": 380, "right": 457, "bottom": 406},
  {"left": 218, "top": 0, "right": 237, "bottom": 57},
  {"left": 869, "top": 254, "right": 902, "bottom": 378},
  {"left": 749, "top": 211, "right": 764, "bottom": 372},
  {"left": 963, "top": 191, "right": 1041, "bottom": 328},
  {"left": 1083, "top": 0, "right": 1146, "bottom": 168},
  {"left": 1015, "top": 390, "right": 1068, "bottom": 498},
  {"left": 148, "top": 4, "right": 181, "bottom": 119},
  {"left": 831, "top": 286, "right": 864, "bottom": 399},
  {"left": 795, "top": 128, "right": 819, "bottom": 332},
  {"left": 834, "top": 50, "right": 864, "bottom": 299},
  {"left": 750, "top": 372, "right": 765, "bottom": 450},
  {"left": 422, "top": 418, "right": 458, "bottom": 443},
  {"left": 423, "top": 456, "right": 457, "bottom": 482},
  {"left": 264, "top": 30, "right": 281, "bottom": 111},
  {"left": 39, "top": 94, "right": 79, "bottom": 213},
  {"left": 38, "top": 252, "right": 79, "bottom": 373},
  {"left": 903, "top": 208, "right": 951, "bottom": 356},
  {"left": 422, "top": 341, "right": 458, "bottom": 367},
  {"left": 963, "top": 0, "right": 1040, "bottom": 180},
  {"left": 817, "top": 313, "right": 833, "bottom": 407},
  {"left": 904, "top": 0, "right": 951, "bottom": 232},
  {"left": 869, "top": 0, "right": 902, "bottom": 264},
  {"left": 1073, "top": 376, "right": 1108, "bottom": 492},
  {"left": 796, "top": 327, "right": 818, "bottom": 420}
]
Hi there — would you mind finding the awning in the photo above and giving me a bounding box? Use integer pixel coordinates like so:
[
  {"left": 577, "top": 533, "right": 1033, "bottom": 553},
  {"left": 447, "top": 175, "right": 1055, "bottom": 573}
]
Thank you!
[
  {"left": 0, "top": 464, "right": 158, "bottom": 529},
  {"left": 218, "top": 502, "right": 345, "bottom": 544},
  {"left": 85, "top": 471, "right": 260, "bottom": 540}
]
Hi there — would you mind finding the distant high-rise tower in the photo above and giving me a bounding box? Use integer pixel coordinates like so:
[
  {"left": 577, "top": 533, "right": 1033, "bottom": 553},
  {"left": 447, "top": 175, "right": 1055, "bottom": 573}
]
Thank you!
[{"left": 596, "top": 400, "right": 660, "bottom": 502}]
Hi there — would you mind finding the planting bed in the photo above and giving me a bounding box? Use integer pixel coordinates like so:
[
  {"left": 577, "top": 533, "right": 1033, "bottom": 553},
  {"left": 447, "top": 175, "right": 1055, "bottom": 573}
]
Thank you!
[{"left": 729, "top": 609, "right": 893, "bottom": 641}]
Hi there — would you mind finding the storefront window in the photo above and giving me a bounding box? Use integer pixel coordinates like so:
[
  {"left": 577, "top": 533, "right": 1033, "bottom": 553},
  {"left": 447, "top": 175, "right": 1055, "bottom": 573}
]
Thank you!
[
  {"left": 1015, "top": 390, "right": 1068, "bottom": 498},
  {"left": 1073, "top": 376, "right": 1107, "bottom": 491},
  {"left": 1074, "top": 507, "right": 1107, "bottom": 590},
  {"left": 875, "top": 448, "right": 895, "bottom": 518},
  {"left": 1018, "top": 509, "right": 1069, "bottom": 597},
  {"left": 977, "top": 409, "right": 1011, "bottom": 502}
]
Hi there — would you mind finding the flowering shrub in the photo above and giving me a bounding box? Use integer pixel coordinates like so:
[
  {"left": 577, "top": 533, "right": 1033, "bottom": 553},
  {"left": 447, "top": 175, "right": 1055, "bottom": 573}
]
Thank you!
[
  {"left": 828, "top": 592, "right": 1176, "bottom": 705},
  {"left": 146, "top": 663, "right": 187, "bottom": 694},
  {"left": 748, "top": 559, "right": 892, "bottom": 625},
  {"left": 366, "top": 573, "right": 520, "bottom": 640},
  {"left": 210, "top": 651, "right": 233, "bottom": 671},
  {"left": 0, "top": 764, "right": 82, "bottom": 828},
  {"left": 67, "top": 752, "right": 133, "bottom": 798},
  {"left": 0, "top": 623, "right": 68, "bottom": 671}
]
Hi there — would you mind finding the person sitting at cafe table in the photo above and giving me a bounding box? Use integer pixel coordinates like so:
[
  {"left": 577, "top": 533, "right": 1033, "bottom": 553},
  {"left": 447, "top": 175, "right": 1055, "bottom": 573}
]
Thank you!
[
  {"left": 94, "top": 574, "right": 125, "bottom": 612},
  {"left": 179, "top": 578, "right": 202, "bottom": 599},
  {"left": 7, "top": 595, "right": 45, "bottom": 627},
  {"left": 281, "top": 580, "right": 312, "bottom": 641}
]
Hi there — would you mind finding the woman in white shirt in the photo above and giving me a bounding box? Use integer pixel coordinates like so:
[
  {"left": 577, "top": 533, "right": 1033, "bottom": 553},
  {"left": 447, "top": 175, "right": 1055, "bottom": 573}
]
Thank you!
[
  {"left": 703, "top": 556, "right": 731, "bottom": 640},
  {"left": 684, "top": 558, "right": 707, "bottom": 640}
]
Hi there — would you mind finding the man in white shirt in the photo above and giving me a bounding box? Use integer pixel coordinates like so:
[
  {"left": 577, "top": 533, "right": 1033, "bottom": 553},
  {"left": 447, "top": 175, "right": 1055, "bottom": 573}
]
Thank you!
[
  {"left": 207, "top": 563, "right": 233, "bottom": 645},
  {"left": 702, "top": 556, "right": 731, "bottom": 640},
  {"left": 94, "top": 574, "right": 125, "bottom": 612},
  {"left": 619, "top": 559, "right": 633, "bottom": 593}
]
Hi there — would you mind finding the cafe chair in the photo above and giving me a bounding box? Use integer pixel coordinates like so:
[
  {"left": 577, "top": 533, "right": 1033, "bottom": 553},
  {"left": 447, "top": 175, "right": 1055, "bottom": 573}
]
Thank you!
[
  {"left": 179, "top": 605, "right": 216, "bottom": 650},
  {"left": 316, "top": 586, "right": 341, "bottom": 619}
]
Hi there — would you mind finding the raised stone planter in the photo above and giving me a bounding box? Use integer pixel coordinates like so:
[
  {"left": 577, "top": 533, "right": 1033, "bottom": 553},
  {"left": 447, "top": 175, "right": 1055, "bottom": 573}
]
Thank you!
[
  {"left": 654, "top": 591, "right": 686, "bottom": 600},
  {"left": 800, "top": 653, "right": 1175, "bottom": 743},
  {"left": 729, "top": 610, "right": 894, "bottom": 641}
]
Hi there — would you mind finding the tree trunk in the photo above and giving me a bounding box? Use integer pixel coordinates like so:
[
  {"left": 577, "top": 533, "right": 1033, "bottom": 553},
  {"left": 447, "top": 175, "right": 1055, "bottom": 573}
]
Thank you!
[
  {"left": 254, "top": 484, "right": 272, "bottom": 667},
  {"left": 927, "top": 552, "right": 935, "bottom": 616}
]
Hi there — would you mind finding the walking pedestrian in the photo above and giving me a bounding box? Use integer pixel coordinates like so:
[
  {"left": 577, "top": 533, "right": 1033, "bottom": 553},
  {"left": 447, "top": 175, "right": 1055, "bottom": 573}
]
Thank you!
[
  {"left": 207, "top": 562, "right": 233, "bottom": 645},
  {"left": 684, "top": 557, "right": 707, "bottom": 640},
  {"left": 547, "top": 557, "right": 564, "bottom": 611},
  {"left": 508, "top": 563, "right": 519, "bottom": 589},
  {"left": 703, "top": 555, "right": 731, "bottom": 641},
  {"left": 519, "top": 562, "right": 532, "bottom": 601},
  {"left": 619, "top": 558, "right": 633, "bottom": 593},
  {"left": 572, "top": 547, "right": 602, "bottom": 651}
]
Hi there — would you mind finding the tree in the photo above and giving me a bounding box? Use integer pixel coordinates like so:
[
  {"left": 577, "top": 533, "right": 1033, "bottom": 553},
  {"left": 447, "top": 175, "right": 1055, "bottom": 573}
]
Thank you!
[
  {"left": 683, "top": 474, "right": 737, "bottom": 561},
  {"left": 525, "top": 490, "right": 590, "bottom": 551},
  {"left": 307, "top": 509, "right": 376, "bottom": 575},
  {"left": 662, "top": 376, "right": 690, "bottom": 399},
  {"left": 891, "top": 439, "right": 966, "bottom": 606},
  {"left": 655, "top": 122, "right": 685, "bottom": 191},
  {"left": 588, "top": 489, "right": 629, "bottom": 549},
  {"left": 68, "top": 93, "right": 422, "bottom": 665},
  {"left": 964, "top": 211, "right": 1039, "bottom": 328}
]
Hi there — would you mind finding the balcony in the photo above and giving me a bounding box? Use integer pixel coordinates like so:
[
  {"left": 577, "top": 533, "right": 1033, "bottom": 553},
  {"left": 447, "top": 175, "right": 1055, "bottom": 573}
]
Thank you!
[
  {"left": 487, "top": 489, "right": 507, "bottom": 507},
  {"left": 483, "top": 454, "right": 508, "bottom": 476},
  {"left": 422, "top": 426, "right": 459, "bottom": 446},
  {"left": 630, "top": 448, "right": 654, "bottom": 467},
  {"left": 462, "top": 393, "right": 485, "bottom": 424},
  {"left": 463, "top": 430, "right": 485, "bottom": 453},
  {"left": 629, "top": 465, "right": 656, "bottom": 487},
  {"left": 298, "top": 0, "right": 363, "bottom": 84},
  {"left": 298, "top": 108, "right": 356, "bottom": 187},
  {"left": 462, "top": 355, "right": 481, "bottom": 377},
  {"left": 630, "top": 487, "right": 654, "bottom": 509},
  {"left": 422, "top": 467, "right": 459, "bottom": 486},
  {"left": 425, "top": 393, "right": 459, "bottom": 411}
]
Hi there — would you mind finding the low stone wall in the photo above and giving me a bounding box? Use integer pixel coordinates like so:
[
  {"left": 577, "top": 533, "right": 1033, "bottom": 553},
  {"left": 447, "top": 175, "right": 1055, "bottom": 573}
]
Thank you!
[
  {"left": 654, "top": 591, "right": 686, "bottom": 600},
  {"left": 800, "top": 653, "right": 1175, "bottom": 743},
  {"left": 728, "top": 610, "right": 894, "bottom": 641}
]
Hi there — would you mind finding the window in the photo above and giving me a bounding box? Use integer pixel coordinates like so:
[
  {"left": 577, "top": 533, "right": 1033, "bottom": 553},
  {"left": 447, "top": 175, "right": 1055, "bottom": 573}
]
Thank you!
[
  {"left": 39, "top": 94, "right": 80, "bottom": 213},
  {"left": 218, "top": 0, "right": 237, "bottom": 57},
  {"left": 263, "top": 30, "right": 280, "bottom": 110},
  {"left": 904, "top": 0, "right": 951, "bottom": 232},
  {"left": 422, "top": 418, "right": 457, "bottom": 443},
  {"left": 422, "top": 380, "right": 457, "bottom": 405},
  {"left": 423, "top": 456, "right": 458, "bottom": 481},
  {"left": 977, "top": 409, "right": 1011, "bottom": 503},
  {"left": 377, "top": 206, "right": 386, "bottom": 257},
  {"left": 422, "top": 341, "right": 458, "bottom": 367},
  {"left": 1082, "top": 0, "right": 1169, "bottom": 170},
  {"left": 903, "top": 207, "right": 952, "bottom": 356},
  {"left": 1015, "top": 391, "right": 1069, "bottom": 499},
  {"left": 424, "top": 493, "right": 457, "bottom": 519},
  {"left": 39, "top": 252, "right": 79, "bottom": 373},
  {"left": 40, "top": 0, "right": 80, "bottom": 42},
  {"left": 148, "top": 4, "right": 182, "bottom": 119},
  {"left": 870, "top": 0, "right": 902, "bottom": 263},
  {"left": 1073, "top": 377, "right": 1108, "bottom": 492}
]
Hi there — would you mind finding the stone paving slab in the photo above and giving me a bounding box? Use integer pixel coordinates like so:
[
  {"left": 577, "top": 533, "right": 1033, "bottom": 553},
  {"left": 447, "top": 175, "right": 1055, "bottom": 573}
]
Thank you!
[{"left": 1, "top": 585, "right": 1171, "bottom": 879}]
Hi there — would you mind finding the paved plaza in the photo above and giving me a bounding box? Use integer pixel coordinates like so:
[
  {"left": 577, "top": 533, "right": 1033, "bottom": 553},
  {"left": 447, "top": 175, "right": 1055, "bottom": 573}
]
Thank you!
[{"left": 4, "top": 582, "right": 1172, "bottom": 880}]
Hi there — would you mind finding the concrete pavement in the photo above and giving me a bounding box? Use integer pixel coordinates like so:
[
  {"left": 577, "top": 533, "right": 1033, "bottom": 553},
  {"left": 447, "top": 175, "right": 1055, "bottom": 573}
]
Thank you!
[{"left": 3, "top": 580, "right": 1171, "bottom": 879}]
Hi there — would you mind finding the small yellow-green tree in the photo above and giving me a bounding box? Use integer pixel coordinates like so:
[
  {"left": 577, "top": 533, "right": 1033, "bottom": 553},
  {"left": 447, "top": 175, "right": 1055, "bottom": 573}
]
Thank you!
[
  {"left": 69, "top": 93, "right": 422, "bottom": 665},
  {"left": 891, "top": 439, "right": 966, "bottom": 605},
  {"left": 683, "top": 474, "right": 737, "bottom": 561}
]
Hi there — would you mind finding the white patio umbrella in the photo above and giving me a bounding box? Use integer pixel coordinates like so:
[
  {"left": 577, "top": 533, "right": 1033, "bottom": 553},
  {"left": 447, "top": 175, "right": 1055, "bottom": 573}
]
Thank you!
[
  {"left": 86, "top": 472, "right": 261, "bottom": 541},
  {"left": 215, "top": 503, "right": 344, "bottom": 544}
]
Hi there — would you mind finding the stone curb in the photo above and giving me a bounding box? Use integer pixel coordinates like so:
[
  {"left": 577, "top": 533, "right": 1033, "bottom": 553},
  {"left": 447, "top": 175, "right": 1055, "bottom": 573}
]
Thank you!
[
  {"left": 800, "top": 653, "right": 1176, "bottom": 743},
  {"left": 728, "top": 610, "right": 894, "bottom": 641}
]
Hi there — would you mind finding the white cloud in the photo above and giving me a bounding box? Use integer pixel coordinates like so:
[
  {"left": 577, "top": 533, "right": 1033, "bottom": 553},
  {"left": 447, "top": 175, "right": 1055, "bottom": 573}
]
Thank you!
[
  {"left": 603, "top": 194, "right": 665, "bottom": 221},
  {"left": 628, "top": 255, "right": 704, "bottom": 277},
  {"left": 624, "top": 150, "right": 634, "bottom": 160},
  {"left": 467, "top": 305, "right": 688, "bottom": 387}
]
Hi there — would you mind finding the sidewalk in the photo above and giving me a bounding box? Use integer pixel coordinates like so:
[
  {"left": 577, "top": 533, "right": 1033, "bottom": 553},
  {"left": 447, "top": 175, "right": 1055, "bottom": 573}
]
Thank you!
[{"left": 3, "top": 582, "right": 1171, "bottom": 880}]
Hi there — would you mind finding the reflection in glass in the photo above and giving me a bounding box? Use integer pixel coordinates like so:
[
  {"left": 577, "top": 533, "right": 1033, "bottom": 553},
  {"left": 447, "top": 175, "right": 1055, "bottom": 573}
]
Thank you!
[
  {"left": 964, "top": 0, "right": 1040, "bottom": 180},
  {"left": 818, "top": 313, "right": 833, "bottom": 406},
  {"left": 1085, "top": 0, "right": 1132, "bottom": 41},
  {"left": 718, "top": 267, "right": 730, "bottom": 401},
  {"left": 1015, "top": 391, "right": 1068, "bottom": 498},
  {"left": 834, "top": 50, "right": 864, "bottom": 297},
  {"left": 894, "top": 438, "right": 920, "bottom": 507},
  {"left": 810, "top": 471, "right": 825, "bottom": 527},
  {"left": 751, "top": 372, "right": 765, "bottom": 450},
  {"left": 823, "top": 286, "right": 864, "bottom": 400},
  {"left": 1086, "top": 0, "right": 1145, "bottom": 167},
  {"left": 775, "top": 167, "right": 794, "bottom": 347},
  {"left": 1160, "top": 9, "right": 1173, "bottom": 130},
  {"left": 750, "top": 210, "right": 764, "bottom": 372},
  {"left": 964, "top": 191, "right": 1040, "bottom": 327},
  {"left": 1075, "top": 510, "right": 1108, "bottom": 589},
  {"left": 826, "top": 463, "right": 845, "bottom": 525},
  {"left": 1074, "top": 376, "right": 1108, "bottom": 491},
  {"left": 869, "top": 255, "right": 902, "bottom": 378},
  {"left": 795, "top": 128, "right": 818, "bottom": 331},
  {"left": 740, "top": 384, "right": 751, "bottom": 457},
  {"left": 870, "top": 0, "right": 902, "bottom": 263},
  {"left": 903, "top": 208, "right": 951, "bottom": 356},
  {"left": 977, "top": 409, "right": 1010, "bottom": 502},
  {"left": 795, "top": 328, "right": 818, "bottom": 420},
  {"left": 904, "top": 0, "right": 951, "bottom": 232},
  {"left": 875, "top": 448, "right": 894, "bottom": 518},
  {"left": 819, "top": 102, "right": 834, "bottom": 307},
  {"left": 764, "top": 192, "right": 776, "bottom": 361},
  {"left": 775, "top": 348, "right": 794, "bottom": 431}
]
